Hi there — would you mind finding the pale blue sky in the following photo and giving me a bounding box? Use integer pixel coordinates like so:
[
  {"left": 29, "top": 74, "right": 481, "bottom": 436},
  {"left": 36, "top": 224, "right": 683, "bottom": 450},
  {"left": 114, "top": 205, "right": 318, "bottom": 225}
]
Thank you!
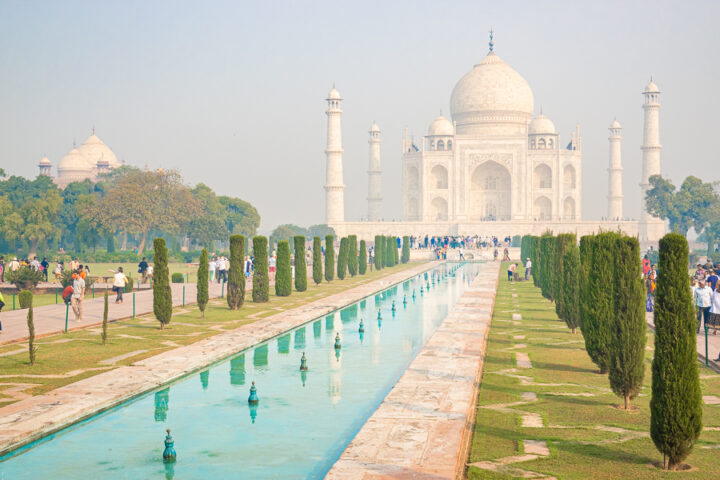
[{"left": 1, "top": 0, "right": 718, "bottom": 232}]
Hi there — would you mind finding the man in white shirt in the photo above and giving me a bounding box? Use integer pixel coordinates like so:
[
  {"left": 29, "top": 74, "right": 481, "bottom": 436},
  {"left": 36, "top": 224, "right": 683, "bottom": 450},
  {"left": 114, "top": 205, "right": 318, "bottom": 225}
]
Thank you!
[
  {"left": 525, "top": 258, "right": 532, "bottom": 280},
  {"left": 71, "top": 273, "right": 86, "bottom": 321},
  {"left": 8, "top": 257, "right": 20, "bottom": 272},
  {"left": 209, "top": 257, "right": 216, "bottom": 282},
  {"left": 694, "top": 279, "right": 713, "bottom": 333}
]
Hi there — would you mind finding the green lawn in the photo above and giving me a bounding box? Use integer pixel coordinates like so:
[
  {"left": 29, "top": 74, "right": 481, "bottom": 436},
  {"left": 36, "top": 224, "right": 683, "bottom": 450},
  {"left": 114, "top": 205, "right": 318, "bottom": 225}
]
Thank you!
[
  {"left": 0, "top": 261, "right": 422, "bottom": 408},
  {"left": 467, "top": 263, "right": 720, "bottom": 479}
]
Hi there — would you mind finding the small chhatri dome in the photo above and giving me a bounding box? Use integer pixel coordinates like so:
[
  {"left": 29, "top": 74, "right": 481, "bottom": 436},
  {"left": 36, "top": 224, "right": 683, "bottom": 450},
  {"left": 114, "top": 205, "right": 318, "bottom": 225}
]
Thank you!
[
  {"left": 39, "top": 156, "right": 51, "bottom": 165},
  {"left": 427, "top": 114, "right": 454, "bottom": 136},
  {"left": 369, "top": 122, "right": 380, "bottom": 133},
  {"left": 327, "top": 85, "right": 341, "bottom": 100},
  {"left": 58, "top": 147, "right": 87, "bottom": 171},
  {"left": 529, "top": 114, "right": 556, "bottom": 134},
  {"left": 644, "top": 79, "right": 660, "bottom": 93},
  {"left": 610, "top": 119, "right": 622, "bottom": 129}
]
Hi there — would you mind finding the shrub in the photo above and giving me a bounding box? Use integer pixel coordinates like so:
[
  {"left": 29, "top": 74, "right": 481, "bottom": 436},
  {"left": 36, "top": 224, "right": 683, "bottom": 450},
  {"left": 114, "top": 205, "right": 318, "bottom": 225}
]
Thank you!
[
  {"left": 102, "top": 290, "right": 109, "bottom": 345},
  {"left": 125, "top": 275, "right": 134, "bottom": 292},
  {"left": 402, "top": 236, "right": 410, "bottom": 264},
  {"left": 347, "top": 235, "right": 358, "bottom": 276},
  {"left": 252, "top": 236, "right": 269, "bottom": 302},
  {"left": 27, "top": 298, "right": 36, "bottom": 365},
  {"left": 18, "top": 290, "right": 33, "bottom": 309},
  {"left": 294, "top": 235, "right": 307, "bottom": 292},
  {"left": 171, "top": 272, "right": 184, "bottom": 283},
  {"left": 60, "top": 269, "right": 94, "bottom": 289},
  {"left": 275, "top": 241, "right": 292, "bottom": 296},
  {"left": 197, "top": 248, "right": 209, "bottom": 316},
  {"left": 324, "top": 235, "right": 335, "bottom": 282},
  {"left": 312, "top": 237, "right": 322, "bottom": 285},
  {"left": 8, "top": 267, "right": 44, "bottom": 291},
  {"left": 337, "top": 237, "right": 348, "bottom": 280},
  {"left": 227, "top": 235, "right": 245, "bottom": 310},
  {"left": 650, "top": 233, "right": 702, "bottom": 470},
  {"left": 358, "top": 240, "right": 367, "bottom": 274},
  {"left": 153, "top": 238, "right": 173, "bottom": 329},
  {"left": 374, "top": 235, "right": 383, "bottom": 270},
  {"left": 609, "top": 235, "right": 646, "bottom": 410}
]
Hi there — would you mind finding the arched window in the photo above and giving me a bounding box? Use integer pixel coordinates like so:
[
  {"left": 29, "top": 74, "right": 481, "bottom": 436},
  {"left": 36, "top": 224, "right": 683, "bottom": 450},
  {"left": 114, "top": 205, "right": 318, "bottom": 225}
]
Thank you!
[
  {"left": 533, "top": 164, "right": 552, "bottom": 189},
  {"left": 538, "top": 138, "right": 546, "bottom": 149},
  {"left": 431, "top": 165, "right": 448, "bottom": 189},
  {"left": 437, "top": 140, "right": 444, "bottom": 151},
  {"left": 447, "top": 140, "right": 453, "bottom": 150},
  {"left": 530, "top": 139, "right": 536, "bottom": 149},
  {"left": 429, "top": 140, "right": 435, "bottom": 150},
  {"left": 548, "top": 138, "right": 554, "bottom": 149},
  {"left": 563, "top": 165, "right": 576, "bottom": 190}
]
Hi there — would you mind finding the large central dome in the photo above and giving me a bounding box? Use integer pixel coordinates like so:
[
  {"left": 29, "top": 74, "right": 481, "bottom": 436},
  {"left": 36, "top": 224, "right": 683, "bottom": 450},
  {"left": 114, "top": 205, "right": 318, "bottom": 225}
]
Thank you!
[{"left": 450, "top": 52, "right": 534, "bottom": 125}]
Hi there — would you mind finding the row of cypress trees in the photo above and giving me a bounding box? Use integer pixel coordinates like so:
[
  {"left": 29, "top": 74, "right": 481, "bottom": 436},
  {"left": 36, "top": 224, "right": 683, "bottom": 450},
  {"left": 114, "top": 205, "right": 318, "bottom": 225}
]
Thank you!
[{"left": 524, "top": 231, "right": 702, "bottom": 470}]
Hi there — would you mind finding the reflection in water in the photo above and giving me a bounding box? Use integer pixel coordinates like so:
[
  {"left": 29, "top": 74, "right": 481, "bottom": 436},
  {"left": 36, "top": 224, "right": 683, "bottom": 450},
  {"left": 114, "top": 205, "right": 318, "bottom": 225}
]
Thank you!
[
  {"left": 300, "top": 370, "right": 307, "bottom": 387},
  {"left": 334, "top": 348, "right": 341, "bottom": 362},
  {"left": 358, "top": 331, "right": 364, "bottom": 343},
  {"left": 277, "top": 334, "right": 291, "bottom": 354},
  {"left": 254, "top": 345, "right": 269, "bottom": 369},
  {"left": 325, "top": 314, "right": 334, "bottom": 331},
  {"left": 294, "top": 327, "right": 306, "bottom": 350},
  {"left": 154, "top": 388, "right": 169, "bottom": 422},
  {"left": 249, "top": 403, "right": 258, "bottom": 424},
  {"left": 200, "top": 370, "right": 209, "bottom": 390},
  {"left": 313, "top": 320, "right": 322, "bottom": 339},
  {"left": 340, "top": 305, "right": 357, "bottom": 324},
  {"left": 164, "top": 460, "right": 175, "bottom": 480},
  {"left": 230, "top": 354, "right": 246, "bottom": 386},
  {"left": 360, "top": 299, "right": 366, "bottom": 310}
]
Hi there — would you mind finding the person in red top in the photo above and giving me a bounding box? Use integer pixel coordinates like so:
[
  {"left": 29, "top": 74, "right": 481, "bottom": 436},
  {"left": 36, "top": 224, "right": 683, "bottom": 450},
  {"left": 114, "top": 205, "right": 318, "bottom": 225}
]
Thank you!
[
  {"left": 62, "top": 284, "right": 74, "bottom": 305},
  {"left": 642, "top": 256, "right": 651, "bottom": 276}
]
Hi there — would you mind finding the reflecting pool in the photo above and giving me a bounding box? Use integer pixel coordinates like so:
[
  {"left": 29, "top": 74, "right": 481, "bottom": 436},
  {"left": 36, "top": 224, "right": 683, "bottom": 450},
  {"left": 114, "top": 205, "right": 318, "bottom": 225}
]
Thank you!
[{"left": 0, "top": 263, "right": 480, "bottom": 479}]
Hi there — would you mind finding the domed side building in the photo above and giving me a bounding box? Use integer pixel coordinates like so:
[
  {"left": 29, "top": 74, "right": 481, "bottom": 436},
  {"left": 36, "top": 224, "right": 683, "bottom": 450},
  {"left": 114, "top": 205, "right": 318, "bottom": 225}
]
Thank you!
[
  {"left": 39, "top": 131, "right": 121, "bottom": 188},
  {"left": 401, "top": 49, "right": 582, "bottom": 222}
]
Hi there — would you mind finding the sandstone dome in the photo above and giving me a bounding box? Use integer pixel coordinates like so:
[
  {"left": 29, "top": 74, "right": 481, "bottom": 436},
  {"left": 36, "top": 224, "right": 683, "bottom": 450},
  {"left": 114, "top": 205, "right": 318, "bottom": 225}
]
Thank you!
[
  {"left": 450, "top": 52, "right": 534, "bottom": 122},
  {"left": 77, "top": 134, "right": 120, "bottom": 169},
  {"left": 529, "top": 114, "right": 556, "bottom": 134},
  {"left": 427, "top": 115, "right": 454, "bottom": 136}
]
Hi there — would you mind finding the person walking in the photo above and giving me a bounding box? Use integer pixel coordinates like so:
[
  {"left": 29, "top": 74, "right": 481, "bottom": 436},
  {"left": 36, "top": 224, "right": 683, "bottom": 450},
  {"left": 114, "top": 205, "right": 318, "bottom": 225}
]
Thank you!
[
  {"left": 71, "top": 272, "right": 86, "bottom": 321},
  {"left": 40, "top": 257, "right": 49, "bottom": 281},
  {"left": 8, "top": 257, "right": 20, "bottom": 272},
  {"left": 507, "top": 263, "right": 517, "bottom": 282},
  {"left": 0, "top": 255, "right": 5, "bottom": 283},
  {"left": 710, "top": 281, "right": 720, "bottom": 336},
  {"left": 138, "top": 257, "right": 149, "bottom": 285},
  {"left": 0, "top": 290, "right": 5, "bottom": 334},
  {"left": 209, "top": 256, "right": 216, "bottom": 283},
  {"left": 524, "top": 257, "right": 532, "bottom": 280},
  {"left": 112, "top": 267, "right": 128, "bottom": 304},
  {"left": 694, "top": 279, "right": 713, "bottom": 334}
]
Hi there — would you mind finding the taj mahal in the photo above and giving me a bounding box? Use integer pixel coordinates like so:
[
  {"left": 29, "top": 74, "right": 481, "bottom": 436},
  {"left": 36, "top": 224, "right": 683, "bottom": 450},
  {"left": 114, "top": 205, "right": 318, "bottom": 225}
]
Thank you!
[{"left": 324, "top": 35, "right": 666, "bottom": 247}]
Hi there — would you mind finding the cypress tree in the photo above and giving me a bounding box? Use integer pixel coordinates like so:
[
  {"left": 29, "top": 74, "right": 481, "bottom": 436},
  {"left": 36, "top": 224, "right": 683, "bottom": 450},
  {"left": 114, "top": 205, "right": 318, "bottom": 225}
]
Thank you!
[
  {"left": 102, "top": 290, "right": 109, "bottom": 345},
  {"left": 252, "top": 236, "right": 269, "bottom": 302},
  {"left": 197, "top": 248, "right": 209, "bottom": 316},
  {"left": 402, "top": 236, "right": 410, "bottom": 264},
  {"left": 312, "top": 236, "right": 323, "bottom": 285},
  {"left": 561, "top": 244, "right": 581, "bottom": 333},
  {"left": 555, "top": 233, "right": 577, "bottom": 320},
  {"left": 531, "top": 236, "right": 541, "bottom": 287},
  {"left": 337, "top": 237, "right": 348, "bottom": 280},
  {"left": 227, "top": 236, "right": 245, "bottom": 309},
  {"left": 384, "top": 236, "right": 392, "bottom": 268},
  {"left": 347, "top": 235, "right": 358, "bottom": 276},
  {"left": 650, "top": 233, "right": 702, "bottom": 470},
  {"left": 153, "top": 238, "right": 172, "bottom": 329},
  {"left": 609, "top": 235, "right": 646, "bottom": 410},
  {"left": 393, "top": 237, "right": 399, "bottom": 265},
  {"left": 358, "top": 239, "right": 367, "bottom": 274},
  {"left": 538, "top": 234, "right": 555, "bottom": 300},
  {"left": 275, "top": 240, "right": 292, "bottom": 296},
  {"left": 324, "top": 235, "right": 335, "bottom": 282},
  {"left": 294, "top": 235, "right": 307, "bottom": 292},
  {"left": 578, "top": 235, "right": 594, "bottom": 333},
  {"left": 26, "top": 293, "right": 36, "bottom": 365},
  {"left": 374, "top": 235, "right": 383, "bottom": 270}
]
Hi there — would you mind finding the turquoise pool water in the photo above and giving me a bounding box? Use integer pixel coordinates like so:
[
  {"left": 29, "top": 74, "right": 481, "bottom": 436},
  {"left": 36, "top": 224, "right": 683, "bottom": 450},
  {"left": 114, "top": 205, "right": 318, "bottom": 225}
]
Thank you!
[{"left": 0, "top": 263, "right": 480, "bottom": 479}]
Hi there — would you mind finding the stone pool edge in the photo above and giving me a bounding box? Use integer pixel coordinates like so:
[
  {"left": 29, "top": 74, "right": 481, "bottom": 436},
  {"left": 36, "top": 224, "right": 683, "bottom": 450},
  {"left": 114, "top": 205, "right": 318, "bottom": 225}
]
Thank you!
[
  {"left": 325, "top": 261, "right": 500, "bottom": 480},
  {"left": 0, "top": 261, "right": 442, "bottom": 458}
]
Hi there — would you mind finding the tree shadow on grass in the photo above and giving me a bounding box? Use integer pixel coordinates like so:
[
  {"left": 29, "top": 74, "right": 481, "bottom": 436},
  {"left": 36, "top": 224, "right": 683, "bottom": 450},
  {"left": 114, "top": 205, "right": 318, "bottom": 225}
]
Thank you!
[{"left": 531, "top": 361, "right": 598, "bottom": 374}]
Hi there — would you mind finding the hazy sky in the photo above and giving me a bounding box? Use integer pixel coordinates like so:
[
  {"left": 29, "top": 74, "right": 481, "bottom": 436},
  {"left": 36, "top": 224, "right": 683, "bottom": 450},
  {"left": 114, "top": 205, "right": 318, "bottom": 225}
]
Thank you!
[{"left": 1, "top": 0, "right": 718, "bottom": 233}]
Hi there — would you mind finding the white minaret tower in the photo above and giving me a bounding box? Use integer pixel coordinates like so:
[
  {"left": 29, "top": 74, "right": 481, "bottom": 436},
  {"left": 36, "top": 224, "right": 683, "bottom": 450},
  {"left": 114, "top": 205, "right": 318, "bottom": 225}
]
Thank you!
[
  {"left": 639, "top": 79, "right": 663, "bottom": 244},
  {"left": 367, "top": 122, "right": 382, "bottom": 221},
  {"left": 607, "top": 119, "right": 623, "bottom": 220},
  {"left": 324, "top": 85, "right": 345, "bottom": 225}
]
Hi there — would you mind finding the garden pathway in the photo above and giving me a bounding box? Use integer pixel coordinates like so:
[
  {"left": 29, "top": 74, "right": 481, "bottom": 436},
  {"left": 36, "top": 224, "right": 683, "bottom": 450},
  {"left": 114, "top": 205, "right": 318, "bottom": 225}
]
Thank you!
[{"left": 646, "top": 311, "right": 720, "bottom": 371}]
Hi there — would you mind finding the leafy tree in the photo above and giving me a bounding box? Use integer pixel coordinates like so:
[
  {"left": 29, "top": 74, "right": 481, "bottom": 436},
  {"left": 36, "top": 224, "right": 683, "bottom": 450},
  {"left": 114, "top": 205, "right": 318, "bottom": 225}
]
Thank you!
[
  {"left": 275, "top": 240, "right": 292, "bottom": 296},
  {"left": 402, "top": 236, "right": 410, "bottom": 264},
  {"left": 337, "top": 237, "right": 348, "bottom": 280},
  {"left": 294, "top": 235, "right": 307, "bottom": 292},
  {"left": 347, "top": 235, "right": 358, "bottom": 276},
  {"left": 554, "top": 233, "right": 576, "bottom": 319},
  {"left": 609, "top": 235, "right": 646, "bottom": 410},
  {"left": 324, "top": 235, "right": 335, "bottom": 282},
  {"left": 197, "top": 248, "right": 210, "bottom": 316},
  {"left": 561, "top": 244, "right": 581, "bottom": 333},
  {"left": 308, "top": 224, "right": 335, "bottom": 239},
  {"left": 227, "top": 236, "right": 245, "bottom": 309},
  {"left": 218, "top": 195, "right": 261, "bottom": 238},
  {"left": 8, "top": 267, "right": 44, "bottom": 291},
  {"left": 270, "top": 224, "right": 308, "bottom": 250},
  {"left": 650, "top": 233, "right": 703, "bottom": 470},
  {"left": 359, "top": 240, "right": 367, "bottom": 274},
  {"left": 646, "top": 175, "right": 717, "bottom": 237},
  {"left": 374, "top": 235, "right": 383, "bottom": 270},
  {"left": 252, "top": 236, "right": 269, "bottom": 302},
  {"left": 153, "top": 238, "right": 173, "bottom": 329},
  {"left": 188, "top": 183, "right": 229, "bottom": 250},
  {"left": 312, "top": 236, "right": 323, "bottom": 285}
]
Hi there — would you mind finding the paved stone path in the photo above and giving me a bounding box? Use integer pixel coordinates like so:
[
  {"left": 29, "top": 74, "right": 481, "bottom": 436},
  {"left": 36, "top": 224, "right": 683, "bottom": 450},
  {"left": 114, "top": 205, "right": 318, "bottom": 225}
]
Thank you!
[
  {"left": 0, "top": 282, "right": 224, "bottom": 345},
  {"left": 646, "top": 311, "right": 720, "bottom": 371},
  {"left": 325, "top": 262, "right": 500, "bottom": 480},
  {"left": 0, "top": 262, "right": 439, "bottom": 457}
]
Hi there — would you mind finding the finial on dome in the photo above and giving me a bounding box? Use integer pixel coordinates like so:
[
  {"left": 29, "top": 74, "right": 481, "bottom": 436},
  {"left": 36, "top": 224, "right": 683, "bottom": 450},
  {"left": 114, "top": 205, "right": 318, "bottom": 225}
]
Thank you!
[
  {"left": 488, "top": 28, "right": 494, "bottom": 52},
  {"left": 92, "top": 125, "right": 95, "bottom": 135},
  {"left": 73, "top": 139, "right": 76, "bottom": 148}
]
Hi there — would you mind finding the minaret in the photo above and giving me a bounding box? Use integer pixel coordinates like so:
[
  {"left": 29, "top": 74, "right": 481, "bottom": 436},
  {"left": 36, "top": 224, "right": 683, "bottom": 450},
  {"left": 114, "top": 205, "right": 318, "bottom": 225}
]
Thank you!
[
  {"left": 324, "top": 85, "right": 345, "bottom": 225},
  {"left": 639, "top": 79, "right": 662, "bottom": 241},
  {"left": 367, "top": 122, "right": 382, "bottom": 221},
  {"left": 607, "top": 120, "right": 623, "bottom": 220}
]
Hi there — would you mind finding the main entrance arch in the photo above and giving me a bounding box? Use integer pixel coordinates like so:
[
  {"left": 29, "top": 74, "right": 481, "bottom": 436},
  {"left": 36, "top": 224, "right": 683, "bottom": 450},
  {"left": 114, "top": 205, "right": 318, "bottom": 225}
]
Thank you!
[{"left": 470, "top": 161, "right": 511, "bottom": 221}]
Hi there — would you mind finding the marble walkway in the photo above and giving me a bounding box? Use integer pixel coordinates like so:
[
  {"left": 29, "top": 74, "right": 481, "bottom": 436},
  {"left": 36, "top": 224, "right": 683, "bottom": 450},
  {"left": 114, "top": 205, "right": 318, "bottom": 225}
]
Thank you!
[
  {"left": 646, "top": 311, "right": 720, "bottom": 372},
  {"left": 0, "top": 262, "right": 439, "bottom": 457},
  {"left": 325, "top": 261, "right": 500, "bottom": 480}
]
